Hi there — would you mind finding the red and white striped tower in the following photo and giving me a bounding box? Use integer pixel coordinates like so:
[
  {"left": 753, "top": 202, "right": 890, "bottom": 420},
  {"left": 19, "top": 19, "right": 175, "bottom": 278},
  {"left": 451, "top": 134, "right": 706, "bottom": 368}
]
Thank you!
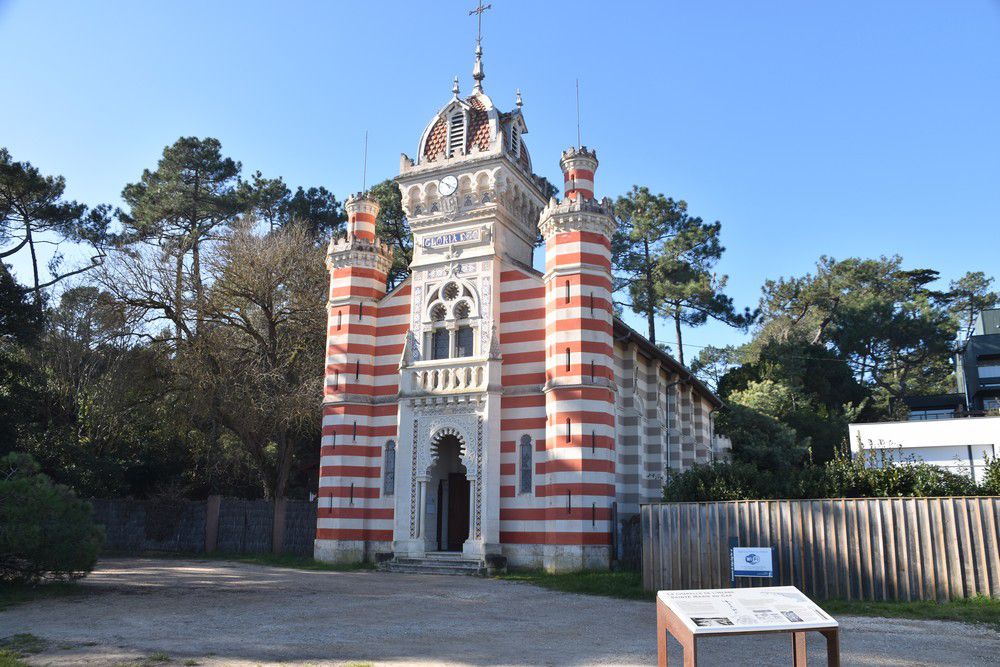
[
  {"left": 561, "top": 147, "right": 597, "bottom": 200},
  {"left": 538, "top": 146, "right": 617, "bottom": 570},
  {"left": 315, "top": 192, "right": 394, "bottom": 563}
]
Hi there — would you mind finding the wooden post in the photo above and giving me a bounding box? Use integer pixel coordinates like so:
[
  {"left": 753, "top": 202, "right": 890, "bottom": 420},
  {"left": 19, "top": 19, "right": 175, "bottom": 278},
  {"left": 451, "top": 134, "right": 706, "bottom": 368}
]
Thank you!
[
  {"left": 204, "top": 495, "right": 221, "bottom": 554},
  {"left": 657, "top": 595, "right": 669, "bottom": 667},
  {"left": 792, "top": 632, "right": 807, "bottom": 667},
  {"left": 821, "top": 628, "right": 840, "bottom": 667}
]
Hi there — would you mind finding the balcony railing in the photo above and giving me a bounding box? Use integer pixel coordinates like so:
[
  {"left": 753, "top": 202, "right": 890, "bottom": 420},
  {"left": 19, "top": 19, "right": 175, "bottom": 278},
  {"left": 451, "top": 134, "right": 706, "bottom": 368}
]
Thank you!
[{"left": 406, "top": 357, "right": 489, "bottom": 395}]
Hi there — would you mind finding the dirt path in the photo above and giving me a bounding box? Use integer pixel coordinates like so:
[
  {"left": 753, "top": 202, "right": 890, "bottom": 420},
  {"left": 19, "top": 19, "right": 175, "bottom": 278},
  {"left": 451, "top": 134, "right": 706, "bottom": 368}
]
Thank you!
[{"left": 2, "top": 558, "right": 998, "bottom": 666}]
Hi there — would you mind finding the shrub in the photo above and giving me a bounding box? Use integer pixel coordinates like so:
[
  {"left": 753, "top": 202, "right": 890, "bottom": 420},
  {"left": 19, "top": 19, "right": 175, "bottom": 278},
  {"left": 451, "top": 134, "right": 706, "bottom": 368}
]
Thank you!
[
  {"left": 0, "top": 453, "right": 103, "bottom": 583},
  {"left": 664, "top": 449, "right": 985, "bottom": 502},
  {"left": 664, "top": 461, "right": 780, "bottom": 502},
  {"left": 982, "top": 455, "right": 1000, "bottom": 496}
]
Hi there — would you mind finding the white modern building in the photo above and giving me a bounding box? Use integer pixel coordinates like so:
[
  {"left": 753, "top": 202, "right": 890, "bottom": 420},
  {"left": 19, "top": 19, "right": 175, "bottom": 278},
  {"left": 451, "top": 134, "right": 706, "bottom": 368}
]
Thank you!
[{"left": 849, "top": 416, "right": 1000, "bottom": 483}]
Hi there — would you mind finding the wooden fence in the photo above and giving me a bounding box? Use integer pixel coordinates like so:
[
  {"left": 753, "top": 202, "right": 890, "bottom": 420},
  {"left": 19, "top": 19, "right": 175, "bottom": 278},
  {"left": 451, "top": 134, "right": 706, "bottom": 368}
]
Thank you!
[{"left": 641, "top": 497, "right": 1000, "bottom": 601}]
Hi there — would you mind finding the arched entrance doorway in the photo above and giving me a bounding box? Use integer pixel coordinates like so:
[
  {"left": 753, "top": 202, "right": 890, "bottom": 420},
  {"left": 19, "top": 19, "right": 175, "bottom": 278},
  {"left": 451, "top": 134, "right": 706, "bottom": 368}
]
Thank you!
[{"left": 429, "top": 432, "right": 470, "bottom": 552}]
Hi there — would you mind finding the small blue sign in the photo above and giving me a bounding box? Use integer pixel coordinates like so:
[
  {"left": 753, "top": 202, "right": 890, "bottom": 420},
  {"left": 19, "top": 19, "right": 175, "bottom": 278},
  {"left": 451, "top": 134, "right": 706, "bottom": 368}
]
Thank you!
[{"left": 731, "top": 547, "right": 774, "bottom": 579}]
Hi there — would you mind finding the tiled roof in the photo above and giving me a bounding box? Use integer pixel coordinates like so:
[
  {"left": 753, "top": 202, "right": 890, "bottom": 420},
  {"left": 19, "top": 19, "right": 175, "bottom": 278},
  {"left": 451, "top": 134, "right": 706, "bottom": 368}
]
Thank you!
[
  {"left": 423, "top": 95, "right": 492, "bottom": 162},
  {"left": 466, "top": 96, "right": 491, "bottom": 154},
  {"left": 424, "top": 118, "right": 447, "bottom": 161}
]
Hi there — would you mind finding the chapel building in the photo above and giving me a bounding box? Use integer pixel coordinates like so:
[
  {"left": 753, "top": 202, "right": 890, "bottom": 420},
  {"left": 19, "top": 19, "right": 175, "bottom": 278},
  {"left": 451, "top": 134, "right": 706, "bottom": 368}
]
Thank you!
[{"left": 315, "top": 47, "right": 728, "bottom": 572}]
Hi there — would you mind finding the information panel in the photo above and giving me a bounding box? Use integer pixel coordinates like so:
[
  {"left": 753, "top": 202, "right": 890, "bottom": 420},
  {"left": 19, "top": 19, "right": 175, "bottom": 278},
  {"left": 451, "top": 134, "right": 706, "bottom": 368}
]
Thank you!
[{"left": 657, "top": 586, "right": 838, "bottom": 635}]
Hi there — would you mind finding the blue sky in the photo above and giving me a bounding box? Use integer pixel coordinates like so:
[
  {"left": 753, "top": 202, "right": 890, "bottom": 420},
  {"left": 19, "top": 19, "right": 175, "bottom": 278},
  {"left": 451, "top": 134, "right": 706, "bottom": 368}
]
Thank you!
[{"left": 2, "top": 1, "right": 999, "bottom": 357}]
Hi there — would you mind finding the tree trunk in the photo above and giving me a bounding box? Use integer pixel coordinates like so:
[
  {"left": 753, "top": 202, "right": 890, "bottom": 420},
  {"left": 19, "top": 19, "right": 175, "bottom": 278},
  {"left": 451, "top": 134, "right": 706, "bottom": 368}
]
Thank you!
[
  {"left": 26, "top": 221, "right": 42, "bottom": 309},
  {"left": 271, "top": 427, "right": 294, "bottom": 555},
  {"left": 643, "top": 236, "right": 656, "bottom": 344},
  {"left": 191, "top": 233, "right": 204, "bottom": 332},
  {"left": 674, "top": 308, "right": 685, "bottom": 366},
  {"left": 174, "top": 251, "right": 184, "bottom": 345}
]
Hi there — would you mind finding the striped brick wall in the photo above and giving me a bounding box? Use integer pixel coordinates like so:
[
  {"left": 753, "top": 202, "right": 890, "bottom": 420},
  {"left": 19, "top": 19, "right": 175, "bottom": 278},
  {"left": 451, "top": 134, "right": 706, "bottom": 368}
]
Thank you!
[
  {"left": 315, "top": 195, "right": 398, "bottom": 559},
  {"left": 497, "top": 267, "right": 547, "bottom": 546}
]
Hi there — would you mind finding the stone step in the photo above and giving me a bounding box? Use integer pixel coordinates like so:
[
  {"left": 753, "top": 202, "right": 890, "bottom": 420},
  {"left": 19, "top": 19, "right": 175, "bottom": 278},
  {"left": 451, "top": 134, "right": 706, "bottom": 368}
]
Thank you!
[{"left": 379, "top": 556, "right": 487, "bottom": 576}]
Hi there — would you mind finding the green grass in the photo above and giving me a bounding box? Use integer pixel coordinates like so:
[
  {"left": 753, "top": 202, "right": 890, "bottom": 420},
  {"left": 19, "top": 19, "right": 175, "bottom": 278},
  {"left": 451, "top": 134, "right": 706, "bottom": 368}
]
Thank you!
[
  {"left": 497, "top": 569, "right": 1000, "bottom": 630},
  {"left": 823, "top": 595, "right": 1000, "bottom": 631},
  {"left": 0, "top": 634, "right": 47, "bottom": 667},
  {"left": 0, "top": 581, "right": 83, "bottom": 611},
  {"left": 496, "top": 568, "right": 650, "bottom": 601},
  {"left": 0, "top": 649, "right": 29, "bottom": 667},
  {"left": 185, "top": 552, "right": 375, "bottom": 572}
]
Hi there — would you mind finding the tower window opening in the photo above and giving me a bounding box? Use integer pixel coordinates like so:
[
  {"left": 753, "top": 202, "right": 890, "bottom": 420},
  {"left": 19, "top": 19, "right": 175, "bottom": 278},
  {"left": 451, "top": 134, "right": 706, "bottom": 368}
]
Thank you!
[
  {"left": 383, "top": 440, "right": 396, "bottom": 497},
  {"left": 334, "top": 371, "right": 340, "bottom": 389},
  {"left": 447, "top": 111, "right": 465, "bottom": 157},
  {"left": 590, "top": 292, "right": 595, "bottom": 315},
  {"left": 564, "top": 281, "right": 570, "bottom": 304},
  {"left": 352, "top": 421, "right": 357, "bottom": 442},
  {"left": 565, "top": 348, "right": 571, "bottom": 372},
  {"left": 358, "top": 303, "right": 363, "bottom": 321},
  {"left": 591, "top": 430, "right": 596, "bottom": 453},
  {"left": 565, "top": 418, "right": 572, "bottom": 443},
  {"left": 590, "top": 360, "right": 595, "bottom": 381},
  {"left": 518, "top": 434, "right": 533, "bottom": 494},
  {"left": 354, "top": 360, "right": 360, "bottom": 380},
  {"left": 509, "top": 126, "right": 521, "bottom": 158},
  {"left": 337, "top": 310, "right": 343, "bottom": 330}
]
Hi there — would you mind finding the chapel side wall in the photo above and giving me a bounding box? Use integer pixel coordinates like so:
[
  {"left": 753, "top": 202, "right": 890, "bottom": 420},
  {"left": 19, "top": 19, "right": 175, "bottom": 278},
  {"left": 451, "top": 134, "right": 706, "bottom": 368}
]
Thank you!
[
  {"left": 369, "top": 282, "right": 412, "bottom": 542},
  {"left": 614, "top": 341, "right": 641, "bottom": 518},
  {"left": 496, "top": 266, "right": 548, "bottom": 566},
  {"left": 638, "top": 355, "right": 664, "bottom": 506}
]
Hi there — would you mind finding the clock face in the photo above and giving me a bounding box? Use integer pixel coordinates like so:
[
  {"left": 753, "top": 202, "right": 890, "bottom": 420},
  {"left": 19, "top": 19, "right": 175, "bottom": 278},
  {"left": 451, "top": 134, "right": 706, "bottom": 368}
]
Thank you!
[{"left": 438, "top": 175, "right": 459, "bottom": 196}]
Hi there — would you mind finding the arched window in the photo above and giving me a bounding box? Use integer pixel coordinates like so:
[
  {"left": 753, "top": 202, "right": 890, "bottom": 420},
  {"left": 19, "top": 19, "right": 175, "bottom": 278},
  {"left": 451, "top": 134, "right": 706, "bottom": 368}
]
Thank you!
[
  {"left": 383, "top": 440, "right": 396, "bottom": 496},
  {"left": 519, "top": 435, "right": 533, "bottom": 494},
  {"left": 425, "top": 279, "right": 480, "bottom": 360}
]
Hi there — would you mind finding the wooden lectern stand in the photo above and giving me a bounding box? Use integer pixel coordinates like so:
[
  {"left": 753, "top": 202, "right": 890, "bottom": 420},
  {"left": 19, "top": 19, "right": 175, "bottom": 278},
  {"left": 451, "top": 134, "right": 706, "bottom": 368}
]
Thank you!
[{"left": 656, "top": 586, "right": 840, "bottom": 667}]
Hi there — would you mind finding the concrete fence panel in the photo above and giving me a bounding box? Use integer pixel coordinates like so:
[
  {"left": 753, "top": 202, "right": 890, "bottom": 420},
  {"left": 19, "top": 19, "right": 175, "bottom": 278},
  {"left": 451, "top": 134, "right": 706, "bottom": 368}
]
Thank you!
[
  {"left": 641, "top": 497, "right": 1000, "bottom": 601},
  {"left": 90, "top": 497, "right": 318, "bottom": 557}
]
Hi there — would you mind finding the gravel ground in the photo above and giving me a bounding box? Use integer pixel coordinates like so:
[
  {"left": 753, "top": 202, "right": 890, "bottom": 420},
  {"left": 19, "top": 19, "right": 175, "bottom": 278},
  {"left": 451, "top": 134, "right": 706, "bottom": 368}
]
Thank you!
[{"left": 1, "top": 558, "right": 998, "bottom": 666}]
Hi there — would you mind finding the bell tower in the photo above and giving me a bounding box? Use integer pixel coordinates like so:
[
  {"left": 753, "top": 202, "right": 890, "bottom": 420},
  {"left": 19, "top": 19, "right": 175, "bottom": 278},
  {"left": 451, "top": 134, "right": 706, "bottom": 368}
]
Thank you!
[{"left": 387, "top": 16, "right": 553, "bottom": 559}]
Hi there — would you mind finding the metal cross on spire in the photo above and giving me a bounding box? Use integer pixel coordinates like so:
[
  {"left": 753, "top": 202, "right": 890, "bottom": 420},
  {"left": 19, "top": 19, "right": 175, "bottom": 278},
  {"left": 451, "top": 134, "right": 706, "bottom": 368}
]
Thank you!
[
  {"left": 469, "top": 0, "right": 491, "bottom": 92},
  {"left": 470, "top": 0, "right": 491, "bottom": 43}
]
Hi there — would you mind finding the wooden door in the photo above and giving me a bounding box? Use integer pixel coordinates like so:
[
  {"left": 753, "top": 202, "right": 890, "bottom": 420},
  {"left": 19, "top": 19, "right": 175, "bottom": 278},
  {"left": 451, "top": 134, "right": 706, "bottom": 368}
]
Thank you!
[{"left": 447, "top": 473, "right": 470, "bottom": 551}]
